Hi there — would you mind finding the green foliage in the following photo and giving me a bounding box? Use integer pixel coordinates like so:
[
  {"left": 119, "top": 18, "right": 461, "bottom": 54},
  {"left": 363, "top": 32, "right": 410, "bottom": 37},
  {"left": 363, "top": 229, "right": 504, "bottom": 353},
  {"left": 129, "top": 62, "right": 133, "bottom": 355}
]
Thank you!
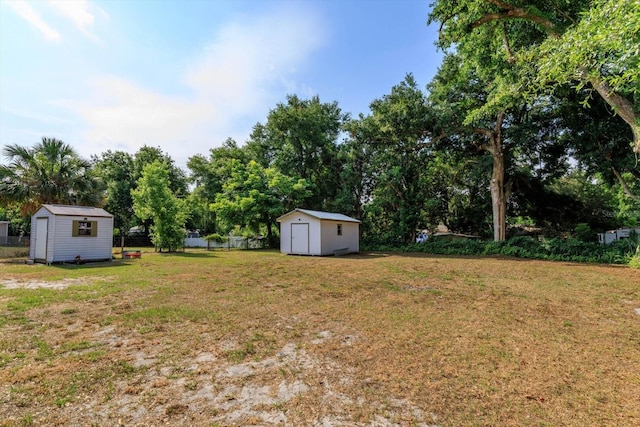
[
  {"left": 629, "top": 246, "right": 640, "bottom": 269},
  {"left": 204, "top": 233, "right": 227, "bottom": 244},
  {"left": 131, "top": 160, "right": 188, "bottom": 252},
  {"left": 246, "top": 94, "right": 348, "bottom": 210},
  {"left": 366, "top": 236, "right": 636, "bottom": 265},
  {"left": 0, "top": 137, "right": 104, "bottom": 215},
  {"left": 93, "top": 146, "right": 189, "bottom": 236},
  {"left": 349, "top": 75, "right": 441, "bottom": 243},
  {"left": 574, "top": 223, "right": 595, "bottom": 242},
  {"left": 211, "top": 159, "right": 311, "bottom": 239},
  {"left": 91, "top": 150, "right": 135, "bottom": 235},
  {"left": 0, "top": 202, "right": 30, "bottom": 235}
]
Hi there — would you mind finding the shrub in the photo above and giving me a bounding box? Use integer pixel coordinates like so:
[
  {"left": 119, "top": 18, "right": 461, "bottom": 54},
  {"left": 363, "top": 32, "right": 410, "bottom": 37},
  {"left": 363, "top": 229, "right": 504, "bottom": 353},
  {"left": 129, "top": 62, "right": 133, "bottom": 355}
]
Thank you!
[
  {"left": 204, "top": 233, "right": 228, "bottom": 244},
  {"left": 376, "top": 235, "right": 638, "bottom": 265},
  {"left": 574, "top": 223, "right": 596, "bottom": 242},
  {"left": 629, "top": 246, "right": 640, "bottom": 269}
]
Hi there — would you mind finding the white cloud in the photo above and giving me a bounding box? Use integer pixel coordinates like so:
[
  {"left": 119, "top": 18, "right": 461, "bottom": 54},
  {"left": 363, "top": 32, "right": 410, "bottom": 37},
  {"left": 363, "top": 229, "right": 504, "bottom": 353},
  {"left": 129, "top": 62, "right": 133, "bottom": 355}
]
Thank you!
[
  {"left": 185, "top": 9, "right": 324, "bottom": 117},
  {"left": 6, "top": 0, "right": 61, "bottom": 41},
  {"left": 58, "top": 76, "right": 217, "bottom": 162},
  {"left": 65, "top": 6, "right": 325, "bottom": 167},
  {"left": 47, "top": 0, "right": 106, "bottom": 42}
]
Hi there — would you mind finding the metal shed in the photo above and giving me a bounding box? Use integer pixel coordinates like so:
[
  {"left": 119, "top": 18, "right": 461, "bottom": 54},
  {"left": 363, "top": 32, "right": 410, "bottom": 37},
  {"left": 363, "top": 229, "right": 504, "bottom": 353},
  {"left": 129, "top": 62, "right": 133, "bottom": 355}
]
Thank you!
[
  {"left": 277, "top": 208, "right": 360, "bottom": 256},
  {"left": 29, "top": 204, "right": 114, "bottom": 264}
]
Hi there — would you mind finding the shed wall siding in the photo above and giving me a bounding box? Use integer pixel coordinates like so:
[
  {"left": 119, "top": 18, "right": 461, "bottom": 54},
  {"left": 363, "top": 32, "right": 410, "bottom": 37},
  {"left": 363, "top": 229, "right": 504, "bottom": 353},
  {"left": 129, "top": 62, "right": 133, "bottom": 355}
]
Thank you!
[
  {"left": 51, "top": 216, "right": 113, "bottom": 262},
  {"left": 279, "top": 213, "right": 322, "bottom": 255},
  {"left": 280, "top": 220, "right": 291, "bottom": 254},
  {"left": 320, "top": 220, "right": 359, "bottom": 255},
  {"left": 279, "top": 212, "right": 359, "bottom": 256},
  {"left": 30, "top": 208, "right": 55, "bottom": 260},
  {"left": 30, "top": 207, "right": 113, "bottom": 263},
  {"left": 343, "top": 222, "right": 360, "bottom": 253}
]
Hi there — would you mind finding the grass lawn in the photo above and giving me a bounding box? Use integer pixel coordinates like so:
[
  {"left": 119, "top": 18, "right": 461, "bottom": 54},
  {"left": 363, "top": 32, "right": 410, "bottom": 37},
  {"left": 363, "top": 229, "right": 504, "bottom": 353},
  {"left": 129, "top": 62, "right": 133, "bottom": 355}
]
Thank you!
[{"left": 1, "top": 249, "right": 639, "bottom": 426}]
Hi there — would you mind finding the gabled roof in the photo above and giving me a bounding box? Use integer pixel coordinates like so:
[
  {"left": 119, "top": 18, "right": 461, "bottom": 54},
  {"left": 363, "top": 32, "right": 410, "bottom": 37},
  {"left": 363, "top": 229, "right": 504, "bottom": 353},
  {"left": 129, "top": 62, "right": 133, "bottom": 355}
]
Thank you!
[
  {"left": 39, "top": 204, "right": 113, "bottom": 218},
  {"left": 277, "top": 208, "right": 360, "bottom": 223}
]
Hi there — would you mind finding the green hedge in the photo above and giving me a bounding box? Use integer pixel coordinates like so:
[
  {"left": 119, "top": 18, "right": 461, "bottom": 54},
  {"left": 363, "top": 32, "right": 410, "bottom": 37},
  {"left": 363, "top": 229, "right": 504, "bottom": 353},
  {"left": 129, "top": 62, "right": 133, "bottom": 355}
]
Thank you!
[{"left": 364, "top": 236, "right": 638, "bottom": 265}]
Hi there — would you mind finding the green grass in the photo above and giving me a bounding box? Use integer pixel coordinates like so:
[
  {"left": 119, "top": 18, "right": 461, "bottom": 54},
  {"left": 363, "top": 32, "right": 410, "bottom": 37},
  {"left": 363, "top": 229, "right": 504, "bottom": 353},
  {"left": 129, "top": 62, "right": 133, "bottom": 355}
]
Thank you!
[{"left": 0, "top": 248, "right": 639, "bottom": 426}]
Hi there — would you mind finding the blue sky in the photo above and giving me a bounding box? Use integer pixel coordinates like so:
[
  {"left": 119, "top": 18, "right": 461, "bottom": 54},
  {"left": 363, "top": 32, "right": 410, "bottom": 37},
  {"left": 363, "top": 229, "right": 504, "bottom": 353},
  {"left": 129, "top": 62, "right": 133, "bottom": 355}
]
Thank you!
[{"left": 0, "top": 0, "right": 442, "bottom": 168}]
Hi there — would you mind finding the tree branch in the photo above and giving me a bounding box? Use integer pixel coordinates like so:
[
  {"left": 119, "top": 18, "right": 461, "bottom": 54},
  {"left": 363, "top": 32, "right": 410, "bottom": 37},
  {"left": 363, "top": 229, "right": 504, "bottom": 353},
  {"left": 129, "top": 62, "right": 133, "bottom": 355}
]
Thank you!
[
  {"left": 589, "top": 74, "right": 640, "bottom": 153},
  {"left": 471, "top": 0, "right": 560, "bottom": 37},
  {"left": 501, "top": 22, "right": 515, "bottom": 63},
  {"left": 611, "top": 166, "right": 640, "bottom": 203}
]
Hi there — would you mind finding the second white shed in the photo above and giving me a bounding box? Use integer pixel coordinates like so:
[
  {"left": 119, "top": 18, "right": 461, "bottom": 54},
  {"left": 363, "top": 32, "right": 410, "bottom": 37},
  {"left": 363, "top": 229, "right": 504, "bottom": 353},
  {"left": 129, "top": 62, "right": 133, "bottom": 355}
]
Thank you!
[
  {"left": 277, "top": 208, "right": 360, "bottom": 256},
  {"left": 29, "top": 204, "right": 114, "bottom": 264}
]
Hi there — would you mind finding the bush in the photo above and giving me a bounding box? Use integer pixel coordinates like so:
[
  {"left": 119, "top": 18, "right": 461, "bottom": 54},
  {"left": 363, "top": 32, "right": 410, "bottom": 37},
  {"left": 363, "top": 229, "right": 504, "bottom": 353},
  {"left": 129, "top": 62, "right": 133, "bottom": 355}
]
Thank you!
[
  {"left": 369, "top": 235, "right": 638, "bottom": 265},
  {"left": 204, "top": 233, "right": 228, "bottom": 244},
  {"left": 629, "top": 246, "right": 640, "bottom": 269},
  {"left": 574, "top": 223, "right": 596, "bottom": 242}
]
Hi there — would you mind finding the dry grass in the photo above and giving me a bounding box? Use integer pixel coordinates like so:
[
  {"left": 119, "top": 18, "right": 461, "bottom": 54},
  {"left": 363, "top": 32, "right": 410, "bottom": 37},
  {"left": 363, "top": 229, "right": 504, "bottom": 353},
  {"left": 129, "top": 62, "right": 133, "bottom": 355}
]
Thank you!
[{"left": 1, "top": 249, "right": 639, "bottom": 426}]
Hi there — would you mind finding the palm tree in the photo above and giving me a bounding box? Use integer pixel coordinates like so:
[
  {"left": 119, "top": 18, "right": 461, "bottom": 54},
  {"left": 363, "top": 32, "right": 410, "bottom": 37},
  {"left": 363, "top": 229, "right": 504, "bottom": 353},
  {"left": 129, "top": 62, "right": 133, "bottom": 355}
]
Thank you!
[{"left": 0, "top": 137, "right": 104, "bottom": 215}]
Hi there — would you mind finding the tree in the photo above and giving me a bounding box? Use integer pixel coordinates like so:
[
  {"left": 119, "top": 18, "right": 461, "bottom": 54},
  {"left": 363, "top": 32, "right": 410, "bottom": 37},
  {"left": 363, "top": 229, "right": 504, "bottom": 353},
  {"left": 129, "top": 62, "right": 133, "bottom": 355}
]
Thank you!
[
  {"left": 428, "top": 53, "right": 516, "bottom": 241},
  {"left": 131, "top": 160, "right": 188, "bottom": 252},
  {"left": 1, "top": 137, "right": 104, "bottom": 215},
  {"left": 531, "top": 0, "right": 640, "bottom": 153},
  {"left": 187, "top": 138, "right": 249, "bottom": 234},
  {"left": 211, "top": 159, "right": 311, "bottom": 242},
  {"left": 346, "top": 75, "right": 440, "bottom": 244},
  {"left": 133, "top": 145, "right": 188, "bottom": 196},
  {"left": 429, "top": 0, "right": 640, "bottom": 154},
  {"left": 93, "top": 146, "right": 188, "bottom": 236},
  {"left": 332, "top": 136, "right": 373, "bottom": 220},
  {"left": 92, "top": 150, "right": 135, "bottom": 236},
  {"left": 246, "top": 95, "right": 349, "bottom": 211}
]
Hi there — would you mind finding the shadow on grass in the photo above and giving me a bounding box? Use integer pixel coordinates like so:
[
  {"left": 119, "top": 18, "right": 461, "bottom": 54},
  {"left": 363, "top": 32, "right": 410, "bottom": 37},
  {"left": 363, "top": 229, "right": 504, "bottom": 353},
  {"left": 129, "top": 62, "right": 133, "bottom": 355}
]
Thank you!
[
  {"left": 159, "top": 251, "right": 217, "bottom": 258},
  {"left": 49, "top": 259, "right": 137, "bottom": 270}
]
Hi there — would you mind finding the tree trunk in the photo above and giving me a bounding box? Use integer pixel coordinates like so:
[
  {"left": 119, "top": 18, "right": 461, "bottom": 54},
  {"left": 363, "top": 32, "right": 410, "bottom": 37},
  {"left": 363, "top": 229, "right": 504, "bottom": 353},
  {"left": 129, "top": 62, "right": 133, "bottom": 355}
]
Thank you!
[
  {"left": 490, "top": 146, "right": 507, "bottom": 242},
  {"left": 475, "top": 112, "right": 508, "bottom": 242}
]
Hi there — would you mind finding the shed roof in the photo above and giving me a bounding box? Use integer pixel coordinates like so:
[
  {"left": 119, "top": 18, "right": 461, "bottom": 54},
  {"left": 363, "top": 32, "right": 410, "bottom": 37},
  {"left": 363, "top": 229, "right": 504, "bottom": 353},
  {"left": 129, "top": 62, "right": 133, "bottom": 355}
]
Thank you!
[
  {"left": 277, "top": 208, "right": 360, "bottom": 223},
  {"left": 39, "top": 204, "right": 113, "bottom": 218}
]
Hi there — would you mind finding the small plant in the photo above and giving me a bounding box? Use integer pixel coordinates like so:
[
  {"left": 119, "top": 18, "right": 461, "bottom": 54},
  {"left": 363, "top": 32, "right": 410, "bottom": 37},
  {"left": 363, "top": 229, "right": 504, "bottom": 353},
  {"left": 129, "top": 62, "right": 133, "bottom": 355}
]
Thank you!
[
  {"left": 574, "top": 223, "right": 595, "bottom": 242},
  {"left": 184, "top": 379, "right": 198, "bottom": 391},
  {"left": 19, "top": 414, "right": 34, "bottom": 426},
  {"left": 33, "top": 337, "right": 54, "bottom": 361},
  {"left": 55, "top": 383, "right": 77, "bottom": 408},
  {"left": 204, "top": 233, "right": 228, "bottom": 244},
  {"left": 628, "top": 245, "right": 640, "bottom": 269}
]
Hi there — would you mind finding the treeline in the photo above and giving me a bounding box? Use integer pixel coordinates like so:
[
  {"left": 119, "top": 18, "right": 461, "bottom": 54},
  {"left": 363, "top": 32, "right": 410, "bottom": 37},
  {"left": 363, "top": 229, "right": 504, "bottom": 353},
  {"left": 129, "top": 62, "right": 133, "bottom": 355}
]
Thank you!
[{"left": 1, "top": 0, "right": 639, "bottom": 261}]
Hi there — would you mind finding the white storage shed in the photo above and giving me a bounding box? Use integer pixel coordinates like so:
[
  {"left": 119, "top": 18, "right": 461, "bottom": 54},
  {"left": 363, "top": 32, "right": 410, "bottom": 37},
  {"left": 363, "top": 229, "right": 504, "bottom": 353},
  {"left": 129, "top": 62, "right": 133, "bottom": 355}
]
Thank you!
[
  {"left": 277, "top": 208, "right": 360, "bottom": 256},
  {"left": 30, "top": 204, "right": 114, "bottom": 264}
]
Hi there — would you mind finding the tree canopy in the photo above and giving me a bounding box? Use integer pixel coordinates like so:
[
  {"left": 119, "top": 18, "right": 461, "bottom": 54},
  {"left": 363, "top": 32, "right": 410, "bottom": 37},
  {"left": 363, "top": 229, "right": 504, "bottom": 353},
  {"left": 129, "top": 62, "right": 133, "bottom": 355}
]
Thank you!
[
  {"left": 131, "top": 160, "right": 188, "bottom": 252},
  {"left": 0, "top": 137, "right": 104, "bottom": 215},
  {"left": 2, "top": 1, "right": 637, "bottom": 258}
]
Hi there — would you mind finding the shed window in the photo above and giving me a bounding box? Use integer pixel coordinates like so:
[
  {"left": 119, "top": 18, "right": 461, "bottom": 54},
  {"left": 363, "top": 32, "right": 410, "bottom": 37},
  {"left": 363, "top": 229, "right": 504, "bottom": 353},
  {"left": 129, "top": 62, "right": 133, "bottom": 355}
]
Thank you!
[
  {"left": 337, "top": 224, "right": 342, "bottom": 236},
  {"left": 72, "top": 220, "right": 97, "bottom": 237}
]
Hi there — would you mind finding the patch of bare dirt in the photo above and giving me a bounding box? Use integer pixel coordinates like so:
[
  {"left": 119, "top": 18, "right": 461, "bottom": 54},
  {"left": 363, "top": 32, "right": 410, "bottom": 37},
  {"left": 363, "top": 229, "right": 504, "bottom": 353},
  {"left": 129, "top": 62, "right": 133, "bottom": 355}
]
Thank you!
[
  {"left": 1, "top": 302, "right": 440, "bottom": 426},
  {"left": 0, "top": 278, "right": 87, "bottom": 290},
  {"left": 77, "top": 327, "right": 437, "bottom": 426}
]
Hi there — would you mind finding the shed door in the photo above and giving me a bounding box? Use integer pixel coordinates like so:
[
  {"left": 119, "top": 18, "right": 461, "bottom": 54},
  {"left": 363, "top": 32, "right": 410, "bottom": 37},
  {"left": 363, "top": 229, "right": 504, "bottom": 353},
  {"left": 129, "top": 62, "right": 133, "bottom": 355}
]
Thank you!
[
  {"left": 291, "top": 223, "right": 309, "bottom": 254},
  {"left": 35, "top": 217, "right": 49, "bottom": 260}
]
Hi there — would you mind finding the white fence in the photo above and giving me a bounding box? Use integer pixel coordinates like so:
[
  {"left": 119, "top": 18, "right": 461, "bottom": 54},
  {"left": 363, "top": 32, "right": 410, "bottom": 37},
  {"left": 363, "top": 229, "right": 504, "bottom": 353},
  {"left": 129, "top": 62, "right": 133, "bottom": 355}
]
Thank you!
[{"left": 184, "top": 236, "right": 266, "bottom": 249}]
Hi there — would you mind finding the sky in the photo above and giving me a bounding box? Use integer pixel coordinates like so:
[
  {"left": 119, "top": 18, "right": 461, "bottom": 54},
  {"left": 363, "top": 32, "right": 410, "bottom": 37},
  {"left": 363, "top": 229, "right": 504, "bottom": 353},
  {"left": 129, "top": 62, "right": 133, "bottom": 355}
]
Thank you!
[{"left": 0, "top": 0, "right": 443, "bottom": 169}]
